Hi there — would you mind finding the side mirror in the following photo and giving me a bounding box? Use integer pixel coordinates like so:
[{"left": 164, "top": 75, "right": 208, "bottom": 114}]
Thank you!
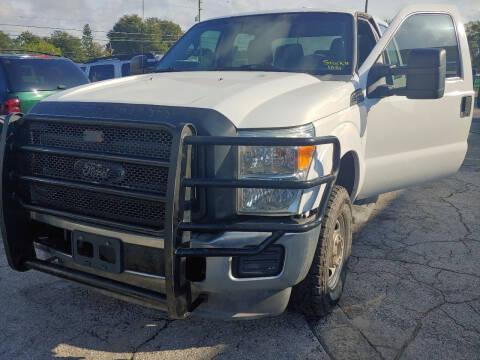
[
  {"left": 405, "top": 48, "right": 446, "bottom": 99},
  {"left": 130, "top": 55, "right": 146, "bottom": 75},
  {"left": 367, "top": 48, "right": 446, "bottom": 100}
]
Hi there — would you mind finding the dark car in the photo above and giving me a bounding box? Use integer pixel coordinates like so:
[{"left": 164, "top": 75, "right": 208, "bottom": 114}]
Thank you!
[{"left": 0, "top": 53, "right": 89, "bottom": 115}]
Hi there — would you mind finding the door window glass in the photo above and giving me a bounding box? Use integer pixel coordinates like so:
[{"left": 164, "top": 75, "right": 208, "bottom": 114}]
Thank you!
[
  {"left": 377, "top": 13, "right": 460, "bottom": 86},
  {"left": 88, "top": 64, "right": 115, "bottom": 82}
]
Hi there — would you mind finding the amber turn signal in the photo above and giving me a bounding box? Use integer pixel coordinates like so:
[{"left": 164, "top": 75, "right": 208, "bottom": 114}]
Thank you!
[{"left": 298, "top": 146, "right": 315, "bottom": 170}]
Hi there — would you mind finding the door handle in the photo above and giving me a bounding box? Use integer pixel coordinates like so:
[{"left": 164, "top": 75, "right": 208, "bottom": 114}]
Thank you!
[{"left": 460, "top": 96, "right": 473, "bottom": 118}]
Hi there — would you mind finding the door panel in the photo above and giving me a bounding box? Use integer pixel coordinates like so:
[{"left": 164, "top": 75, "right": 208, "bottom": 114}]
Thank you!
[{"left": 356, "top": 7, "right": 473, "bottom": 199}]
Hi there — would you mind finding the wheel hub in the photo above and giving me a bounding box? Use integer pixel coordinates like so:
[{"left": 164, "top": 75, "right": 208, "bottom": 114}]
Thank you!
[{"left": 328, "top": 218, "right": 345, "bottom": 289}]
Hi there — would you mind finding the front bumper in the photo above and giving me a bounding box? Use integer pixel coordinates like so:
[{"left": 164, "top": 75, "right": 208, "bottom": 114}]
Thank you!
[
  {"left": 190, "top": 226, "right": 321, "bottom": 319},
  {"left": 32, "top": 213, "right": 320, "bottom": 319},
  {"left": 1, "top": 111, "right": 339, "bottom": 319}
]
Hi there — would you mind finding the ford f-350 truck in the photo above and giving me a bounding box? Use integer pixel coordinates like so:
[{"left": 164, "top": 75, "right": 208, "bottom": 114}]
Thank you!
[{"left": 1, "top": 5, "right": 473, "bottom": 319}]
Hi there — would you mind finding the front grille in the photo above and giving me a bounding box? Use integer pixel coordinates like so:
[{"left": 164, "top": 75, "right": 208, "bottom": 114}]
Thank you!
[
  {"left": 16, "top": 119, "right": 173, "bottom": 232},
  {"left": 29, "top": 183, "right": 166, "bottom": 229},
  {"left": 20, "top": 152, "right": 169, "bottom": 194},
  {"left": 22, "top": 120, "right": 173, "bottom": 160}
]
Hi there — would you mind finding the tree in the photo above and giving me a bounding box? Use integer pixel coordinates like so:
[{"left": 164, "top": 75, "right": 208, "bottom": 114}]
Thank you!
[
  {"left": 13, "top": 31, "right": 43, "bottom": 48},
  {"left": 82, "top": 24, "right": 106, "bottom": 60},
  {"left": 22, "top": 39, "right": 61, "bottom": 55},
  {"left": 12, "top": 31, "right": 61, "bottom": 55},
  {"left": 81, "top": 24, "right": 94, "bottom": 56},
  {"left": 467, "top": 21, "right": 480, "bottom": 72},
  {"left": 144, "top": 18, "right": 183, "bottom": 54},
  {"left": 49, "top": 30, "right": 85, "bottom": 63},
  {"left": 108, "top": 15, "right": 144, "bottom": 55},
  {"left": 107, "top": 15, "right": 183, "bottom": 55},
  {"left": 0, "top": 30, "right": 12, "bottom": 49}
]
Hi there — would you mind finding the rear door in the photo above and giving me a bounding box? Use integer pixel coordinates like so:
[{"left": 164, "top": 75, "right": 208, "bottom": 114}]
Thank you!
[{"left": 357, "top": 5, "right": 473, "bottom": 199}]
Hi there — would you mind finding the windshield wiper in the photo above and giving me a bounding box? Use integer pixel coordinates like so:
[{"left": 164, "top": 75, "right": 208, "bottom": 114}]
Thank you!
[
  {"left": 155, "top": 66, "right": 184, "bottom": 73},
  {"left": 237, "top": 64, "right": 286, "bottom": 72}
]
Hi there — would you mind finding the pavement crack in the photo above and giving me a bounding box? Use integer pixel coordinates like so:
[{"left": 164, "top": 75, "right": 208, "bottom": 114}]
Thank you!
[
  {"left": 393, "top": 302, "right": 444, "bottom": 360},
  {"left": 337, "top": 306, "right": 386, "bottom": 360},
  {"left": 468, "top": 303, "right": 480, "bottom": 317},
  {"left": 440, "top": 309, "right": 480, "bottom": 335},
  {"left": 393, "top": 319, "right": 422, "bottom": 360},
  {"left": 304, "top": 316, "right": 336, "bottom": 360},
  {"left": 439, "top": 195, "right": 472, "bottom": 239}
]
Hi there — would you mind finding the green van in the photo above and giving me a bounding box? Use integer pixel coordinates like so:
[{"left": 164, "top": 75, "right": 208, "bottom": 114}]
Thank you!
[{"left": 0, "top": 53, "right": 89, "bottom": 115}]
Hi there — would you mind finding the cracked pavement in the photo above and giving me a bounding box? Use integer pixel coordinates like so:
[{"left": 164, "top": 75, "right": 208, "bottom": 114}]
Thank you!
[{"left": 1, "top": 110, "right": 479, "bottom": 359}]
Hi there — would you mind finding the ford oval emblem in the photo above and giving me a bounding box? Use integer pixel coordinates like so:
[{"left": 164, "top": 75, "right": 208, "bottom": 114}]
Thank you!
[{"left": 74, "top": 159, "right": 126, "bottom": 184}]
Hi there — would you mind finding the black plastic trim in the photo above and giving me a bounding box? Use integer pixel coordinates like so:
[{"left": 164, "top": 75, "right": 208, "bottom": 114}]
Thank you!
[
  {"left": 24, "top": 259, "right": 169, "bottom": 310},
  {"left": 18, "top": 175, "right": 167, "bottom": 202},
  {"left": 178, "top": 217, "right": 322, "bottom": 233},
  {"left": 176, "top": 232, "right": 283, "bottom": 257},
  {"left": 184, "top": 135, "right": 338, "bottom": 146},
  {"left": 18, "top": 145, "right": 171, "bottom": 167},
  {"left": 182, "top": 175, "right": 336, "bottom": 189},
  {"left": 21, "top": 201, "right": 164, "bottom": 236}
]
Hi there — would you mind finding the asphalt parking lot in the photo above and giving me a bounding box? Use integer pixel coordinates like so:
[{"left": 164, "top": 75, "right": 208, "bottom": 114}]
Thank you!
[{"left": 1, "top": 110, "right": 479, "bottom": 360}]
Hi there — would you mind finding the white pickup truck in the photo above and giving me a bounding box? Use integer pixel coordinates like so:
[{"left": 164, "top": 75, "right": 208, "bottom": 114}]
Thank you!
[{"left": 1, "top": 5, "right": 473, "bottom": 320}]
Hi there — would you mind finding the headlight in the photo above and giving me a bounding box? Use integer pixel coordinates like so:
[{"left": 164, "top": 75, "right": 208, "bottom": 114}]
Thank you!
[{"left": 237, "top": 124, "right": 315, "bottom": 215}]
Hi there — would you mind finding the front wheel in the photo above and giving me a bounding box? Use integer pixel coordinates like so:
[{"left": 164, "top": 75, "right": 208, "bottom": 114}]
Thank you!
[{"left": 291, "top": 185, "right": 353, "bottom": 318}]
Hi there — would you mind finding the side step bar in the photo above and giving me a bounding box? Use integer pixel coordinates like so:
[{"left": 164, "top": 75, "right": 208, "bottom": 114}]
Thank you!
[{"left": 24, "top": 259, "right": 170, "bottom": 311}]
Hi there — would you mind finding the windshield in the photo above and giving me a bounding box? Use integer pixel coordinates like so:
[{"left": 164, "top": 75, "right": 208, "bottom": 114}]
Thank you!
[
  {"left": 156, "top": 12, "right": 354, "bottom": 76},
  {"left": 2, "top": 58, "right": 89, "bottom": 92}
]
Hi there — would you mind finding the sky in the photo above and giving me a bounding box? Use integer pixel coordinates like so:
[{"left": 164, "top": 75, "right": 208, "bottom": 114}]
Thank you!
[{"left": 0, "top": 0, "right": 479, "bottom": 45}]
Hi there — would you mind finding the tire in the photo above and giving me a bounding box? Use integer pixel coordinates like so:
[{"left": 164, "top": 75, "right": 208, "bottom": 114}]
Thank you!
[{"left": 291, "top": 185, "right": 353, "bottom": 319}]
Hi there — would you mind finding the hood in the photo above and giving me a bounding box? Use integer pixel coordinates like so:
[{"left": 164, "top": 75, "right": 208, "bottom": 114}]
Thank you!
[{"left": 44, "top": 72, "right": 355, "bottom": 128}]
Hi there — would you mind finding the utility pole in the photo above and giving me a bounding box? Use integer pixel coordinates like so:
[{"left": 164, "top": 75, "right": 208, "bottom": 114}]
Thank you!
[
  {"left": 364, "top": 0, "right": 368, "bottom": 13},
  {"left": 141, "top": 0, "right": 145, "bottom": 67},
  {"left": 197, "top": 0, "right": 202, "bottom": 22}
]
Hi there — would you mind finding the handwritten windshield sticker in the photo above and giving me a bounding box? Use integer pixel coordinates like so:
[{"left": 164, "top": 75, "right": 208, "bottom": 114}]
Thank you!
[{"left": 323, "top": 60, "right": 349, "bottom": 71}]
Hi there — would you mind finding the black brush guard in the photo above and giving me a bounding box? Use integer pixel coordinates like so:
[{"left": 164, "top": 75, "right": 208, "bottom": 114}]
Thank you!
[{"left": 0, "top": 113, "right": 340, "bottom": 319}]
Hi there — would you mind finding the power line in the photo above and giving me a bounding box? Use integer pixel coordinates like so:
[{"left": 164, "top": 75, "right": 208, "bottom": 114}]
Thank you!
[
  {"left": 4, "top": 32, "right": 180, "bottom": 46},
  {"left": 0, "top": 22, "right": 183, "bottom": 37},
  {"left": 0, "top": 14, "right": 94, "bottom": 25},
  {"left": 4, "top": 32, "right": 180, "bottom": 41}
]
